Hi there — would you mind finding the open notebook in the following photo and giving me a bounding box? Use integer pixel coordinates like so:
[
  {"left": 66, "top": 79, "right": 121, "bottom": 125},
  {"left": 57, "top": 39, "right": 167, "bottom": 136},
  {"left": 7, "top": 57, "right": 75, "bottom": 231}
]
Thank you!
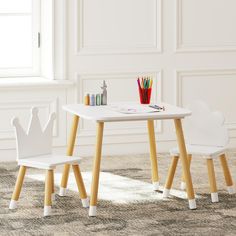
[{"left": 107, "top": 104, "right": 160, "bottom": 114}]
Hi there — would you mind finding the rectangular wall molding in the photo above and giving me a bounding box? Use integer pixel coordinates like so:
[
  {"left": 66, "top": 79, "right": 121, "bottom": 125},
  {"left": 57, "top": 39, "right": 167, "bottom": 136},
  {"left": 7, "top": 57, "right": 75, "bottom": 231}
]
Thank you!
[
  {"left": 175, "top": 0, "right": 236, "bottom": 52},
  {"left": 175, "top": 69, "right": 236, "bottom": 138},
  {"left": 75, "top": 0, "right": 162, "bottom": 55}
]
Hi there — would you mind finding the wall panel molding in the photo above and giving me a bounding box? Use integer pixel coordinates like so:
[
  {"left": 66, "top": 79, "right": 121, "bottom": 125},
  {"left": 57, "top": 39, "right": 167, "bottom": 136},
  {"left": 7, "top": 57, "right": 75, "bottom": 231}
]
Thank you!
[
  {"left": 0, "top": 98, "right": 59, "bottom": 140},
  {"left": 75, "top": 0, "right": 162, "bottom": 55},
  {"left": 76, "top": 71, "right": 163, "bottom": 141},
  {"left": 175, "top": 0, "right": 236, "bottom": 53},
  {"left": 175, "top": 69, "right": 236, "bottom": 137}
]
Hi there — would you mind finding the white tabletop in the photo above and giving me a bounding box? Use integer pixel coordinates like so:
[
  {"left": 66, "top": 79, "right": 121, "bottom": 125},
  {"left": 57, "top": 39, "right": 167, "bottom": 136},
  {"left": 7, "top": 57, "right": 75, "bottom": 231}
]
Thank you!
[{"left": 63, "top": 102, "right": 191, "bottom": 122}]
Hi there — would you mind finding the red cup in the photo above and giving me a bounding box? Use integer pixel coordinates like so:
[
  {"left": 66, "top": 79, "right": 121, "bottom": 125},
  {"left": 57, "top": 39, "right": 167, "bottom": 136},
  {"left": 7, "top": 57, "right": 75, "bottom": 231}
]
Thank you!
[{"left": 138, "top": 87, "right": 152, "bottom": 104}]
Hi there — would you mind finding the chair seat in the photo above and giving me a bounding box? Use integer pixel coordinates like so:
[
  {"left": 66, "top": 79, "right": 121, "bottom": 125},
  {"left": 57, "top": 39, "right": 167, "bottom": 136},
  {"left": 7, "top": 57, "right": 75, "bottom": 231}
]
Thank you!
[
  {"left": 170, "top": 144, "right": 226, "bottom": 158},
  {"left": 18, "top": 154, "right": 82, "bottom": 169}
]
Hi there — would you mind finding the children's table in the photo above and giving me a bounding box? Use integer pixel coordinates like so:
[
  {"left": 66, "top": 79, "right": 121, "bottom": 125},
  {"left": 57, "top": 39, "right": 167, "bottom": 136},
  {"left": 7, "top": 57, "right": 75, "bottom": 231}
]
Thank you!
[{"left": 60, "top": 102, "right": 196, "bottom": 216}]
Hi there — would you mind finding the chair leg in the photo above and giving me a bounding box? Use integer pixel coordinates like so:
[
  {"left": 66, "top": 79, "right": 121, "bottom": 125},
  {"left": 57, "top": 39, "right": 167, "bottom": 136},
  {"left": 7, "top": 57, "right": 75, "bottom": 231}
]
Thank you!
[
  {"left": 163, "top": 156, "right": 179, "bottom": 198},
  {"left": 206, "top": 159, "right": 219, "bottom": 203},
  {"left": 44, "top": 170, "right": 53, "bottom": 217},
  {"left": 72, "top": 164, "right": 89, "bottom": 208},
  {"left": 220, "top": 154, "right": 235, "bottom": 194},
  {"left": 180, "top": 154, "right": 192, "bottom": 190},
  {"left": 9, "top": 166, "right": 27, "bottom": 209},
  {"left": 52, "top": 170, "right": 55, "bottom": 201}
]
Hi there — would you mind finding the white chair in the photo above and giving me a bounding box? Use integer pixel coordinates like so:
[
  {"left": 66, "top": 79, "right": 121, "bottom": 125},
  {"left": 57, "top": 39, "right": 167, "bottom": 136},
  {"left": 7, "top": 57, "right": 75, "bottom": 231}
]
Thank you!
[
  {"left": 163, "top": 101, "right": 235, "bottom": 203},
  {"left": 9, "top": 107, "right": 89, "bottom": 216}
]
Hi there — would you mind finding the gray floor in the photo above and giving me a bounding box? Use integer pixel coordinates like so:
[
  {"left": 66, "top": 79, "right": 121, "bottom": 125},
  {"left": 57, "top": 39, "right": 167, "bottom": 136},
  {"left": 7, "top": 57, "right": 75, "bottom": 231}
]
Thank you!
[{"left": 1, "top": 151, "right": 236, "bottom": 235}]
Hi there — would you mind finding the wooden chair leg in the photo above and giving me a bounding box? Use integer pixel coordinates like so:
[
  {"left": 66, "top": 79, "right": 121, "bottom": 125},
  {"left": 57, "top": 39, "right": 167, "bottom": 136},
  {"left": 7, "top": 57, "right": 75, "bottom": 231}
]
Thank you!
[
  {"left": 220, "top": 154, "right": 235, "bottom": 194},
  {"left": 60, "top": 115, "right": 80, "bottom": 196},
  {"left": 89, "top": 122, "right": 104, "bottom": 217},
  {"left": 72, "top": 164, "right": 89, "bottom": 208},
  {"left": 52, "top": 170, "right": 55, "bottom": 201},
  {"left": 206, "top": 159, "right": 219, "bottom": 203},
  {"left": 163, "top": 156, "right": 179, "bottom": 198},
  {"left": 147, "top": 120, "right": 159, "bottom": 191},
  {"left": 9, "top": 166, "right": 27, "bottom": 209},
  {"left": 174, "top": 119, "right": 196, "bottom": 210},
  {"left": 44, "top": 170, "right": 53, "bottom": 216},
  {"left": 180, "top": 154, "right": 192, "bottom": 190}
]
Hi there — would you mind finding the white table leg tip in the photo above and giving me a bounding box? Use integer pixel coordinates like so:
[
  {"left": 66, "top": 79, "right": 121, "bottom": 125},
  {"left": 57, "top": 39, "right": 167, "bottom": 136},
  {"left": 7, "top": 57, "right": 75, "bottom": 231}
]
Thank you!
[
  {"left": 59, "top": 187, "right": 67, "bottom": 196},
  {"left": 180, "top": 181, "right": 186, "bottom": 190},
  {"left": 44, "top": 206, "right": 52, "bottom": 217},
  {"left": 188, "top": 199, "right": 197, "bottom": 210},
  {"left": 227, "top": 186, "right": 236, "bottom": 194},
  {"left": 153, "top": 182, "right": 159, "bottom": 191},
  {"left": 162, "top": 188, "right": 170, "bottom": 198},
  {"left": 89, "top": 206, "right": 97, "bottom": 217},
  {"left": 9, "top": 200, "right": 17, "bottom": 209},
  {"left": 211, "top": 192, "right": 219, "bottom": 203},
  {"left": 81, "top": 198, "right": 89, "bottom": 208},
  {"left": 52, "top": 193, "right": 56, "bottom": 201}
]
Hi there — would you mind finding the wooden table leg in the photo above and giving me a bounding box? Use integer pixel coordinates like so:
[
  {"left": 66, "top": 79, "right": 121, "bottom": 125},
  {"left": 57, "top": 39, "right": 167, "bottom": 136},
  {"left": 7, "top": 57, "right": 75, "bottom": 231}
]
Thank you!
[
  {"left": 180, "top": 154, "right": 192, "bottom": 190},
  {"left": 174, "top": 119, "right": 196, "bottom": 209},
  {"left": 89, "top": 122, "right": 104, "bottom": 217},
  {"left": 60, "top": 115, "right": 88, "bottom": 207},
  {"left": 147, "top": 120, "right": 159, "bottom": 191},
  {"left": 9, "top": 166, "right": 27, "bottom": 209}
]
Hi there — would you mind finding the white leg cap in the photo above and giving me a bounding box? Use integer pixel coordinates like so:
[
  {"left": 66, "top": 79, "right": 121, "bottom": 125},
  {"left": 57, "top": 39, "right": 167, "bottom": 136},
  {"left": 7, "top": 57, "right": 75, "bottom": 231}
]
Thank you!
[
  {"left": 188, "top": 199, "right": 197, "bottom": 210},
  {"left": 162, "top": 188, "right": 170, "bottom": 198},
  {"left": 9, "top": 200, "right": 17, "bottom": 209},
  {"left": 44, "top": 206, "right": 52, "bottom": 217},
  {"left": 52, "top": 193, "right": 56, "bottom": 201},
  {"left": 180, "top": 181, "right": 186, "bottom": 190},
  {"left": 153, "top": 182, "right": 159, "bottom": 191},
  {"left": 59, "top": 187, "right": 67, "bottom": 196},
  {"left": 89, "top": 206, "right": 97, "bottom": 217},
  {"left": 81, "top": 198, "right": 89, "bottom": 208},
  {"left": 227, "top": 186, "right": 236, "bottom": 194},
  {"left": 211, "top": 192, "right": 219, "bottom": 203}
]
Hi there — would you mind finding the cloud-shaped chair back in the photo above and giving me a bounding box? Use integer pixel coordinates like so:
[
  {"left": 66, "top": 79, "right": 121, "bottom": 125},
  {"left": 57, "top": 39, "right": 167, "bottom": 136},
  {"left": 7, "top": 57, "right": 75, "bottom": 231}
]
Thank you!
[{"left": 184, "top": 100, "right": 229, "bottom": 147}]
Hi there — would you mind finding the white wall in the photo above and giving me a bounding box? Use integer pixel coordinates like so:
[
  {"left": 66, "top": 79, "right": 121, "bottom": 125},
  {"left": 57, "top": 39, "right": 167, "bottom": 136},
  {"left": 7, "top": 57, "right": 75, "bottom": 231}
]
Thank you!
[{"left": 1, "top": 0, "right": 236, "bottom": 161}]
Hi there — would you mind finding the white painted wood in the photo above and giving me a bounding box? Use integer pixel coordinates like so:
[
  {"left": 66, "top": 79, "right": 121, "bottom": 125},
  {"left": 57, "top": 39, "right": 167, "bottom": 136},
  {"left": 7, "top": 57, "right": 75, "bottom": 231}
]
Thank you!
[
  {"left": 12, "top": 107, "right": 81, "bottom": 168},
  {"left": 18, "top": 154, "right": 81, "bottom": 169},
  {"left": 170, "top": 100, "right": 229, "bottom": 158},
  {"left": 63, "top": 102, "right": 191, "bottom": 122},
  {"left": 170, "top": 145, "right": 226, "bottom": 159},
  {"left": 184, "top": 101, "right": 229, "bottom": 147}
]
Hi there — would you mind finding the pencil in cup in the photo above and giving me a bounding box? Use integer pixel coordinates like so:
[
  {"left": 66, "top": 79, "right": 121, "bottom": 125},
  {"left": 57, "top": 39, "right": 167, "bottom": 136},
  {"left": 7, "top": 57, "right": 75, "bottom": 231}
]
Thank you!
[{"left": 137, "top": 77, "right": 153, "bottom": 104}]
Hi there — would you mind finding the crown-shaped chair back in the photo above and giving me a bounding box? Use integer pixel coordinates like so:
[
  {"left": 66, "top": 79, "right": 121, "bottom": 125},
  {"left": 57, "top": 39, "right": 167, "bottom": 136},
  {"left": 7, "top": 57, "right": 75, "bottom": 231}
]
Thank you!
[
  {"left": 184, "top": 100, "right": 229, "bottom": 147},
  {"left": 12, "top": 107, "right": 56, "bottom": 159}
]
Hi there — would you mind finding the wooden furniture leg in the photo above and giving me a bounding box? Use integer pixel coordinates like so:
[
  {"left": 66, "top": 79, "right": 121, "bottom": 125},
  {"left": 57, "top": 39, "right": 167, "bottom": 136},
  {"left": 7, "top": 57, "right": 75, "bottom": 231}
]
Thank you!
[
  {"left": 44, "top": 170, "right": 53, "bottom": 216},
  {"left": 72, "top": 164, "right": 89, "bottom": 207},
  {"left": 147, "top": 120, "right": 159, "bottom": 190},
  {"left": 180, "top": 154, "right": 192, "bottom": 190},
  {"left": 60, "top": 115, "right": 82, "bottom": 196},
  {"left": 163, "top": 156, "right": 179, "bottom": 198},
  {"left": 52, "top": 170, "right": 55, "bottom": 201},
  {"left": 89, "top": 122, "right": 104, "bottom": 217},
  {"left": 206, "top": 159, "right": 219, "bottom": 202},
  {"left": 220, "top": 154, "right": 235, "bottom": 194},
  {"left": 9, "top": 166, "right": 27, "bottom": 209},
  {"left": 174, "top": 119, "right": 196, "bottom": 209}
]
